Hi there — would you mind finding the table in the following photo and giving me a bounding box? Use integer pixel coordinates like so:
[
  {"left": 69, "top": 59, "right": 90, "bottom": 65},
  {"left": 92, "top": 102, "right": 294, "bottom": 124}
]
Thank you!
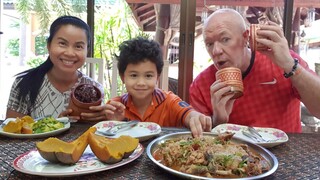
[{"left": 1, "top": 123, "right": 320, "bottom": 180}]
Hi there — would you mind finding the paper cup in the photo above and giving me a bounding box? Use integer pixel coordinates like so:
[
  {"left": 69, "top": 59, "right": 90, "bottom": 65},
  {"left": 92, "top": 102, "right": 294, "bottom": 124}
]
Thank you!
[
  {"left": 249, "top": 24, "right": 269, "bottom": 51},
  {"left": 215, "top": 67, "right": 244, "bottom": 99}
]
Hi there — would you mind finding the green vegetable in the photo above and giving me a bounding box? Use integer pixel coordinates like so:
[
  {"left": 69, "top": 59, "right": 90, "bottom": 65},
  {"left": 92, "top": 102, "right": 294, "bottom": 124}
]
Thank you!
[{"left": 32, "top": 117, "right": 64, "bottom": 134}]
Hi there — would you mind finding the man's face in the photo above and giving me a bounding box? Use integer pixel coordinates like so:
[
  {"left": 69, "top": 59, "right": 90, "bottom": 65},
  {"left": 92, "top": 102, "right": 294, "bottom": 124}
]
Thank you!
[{"left": 203, "top": 14, "right": 248, "bottom": 71}]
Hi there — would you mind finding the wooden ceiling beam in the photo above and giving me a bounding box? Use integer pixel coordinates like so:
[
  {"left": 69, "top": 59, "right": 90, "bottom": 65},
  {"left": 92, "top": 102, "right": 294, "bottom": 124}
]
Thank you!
[
  {"left": 137, "top": 6, "right": 155, "bottom": 17},
  {"left": 135, "top": 3, "right": 154, "bottom": 12},
  {"left": 144, "top": 20, "right": 157, "bottom": 31},
  {"left": 140, "top": 15, "right": 156, "bottom": 25},
  {"left": 138, "top": 10, "right": 156, "bottom": 21},
  {"left": 126, "top": 0, "right": 320, "bottom": 8}
]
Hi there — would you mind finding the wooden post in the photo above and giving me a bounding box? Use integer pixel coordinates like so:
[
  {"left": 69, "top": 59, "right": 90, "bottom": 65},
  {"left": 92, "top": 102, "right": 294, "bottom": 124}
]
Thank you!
[
  {"left": 155, "top": 4, "right": 170, "bottom": 90},
  {"left": 178, "top": 0, "right": 196, "bottom": 102},
  {"left": 283, "top": 0, "right": 294, "bottom": 47},
  {"left": 87, "top": 0, "right": 94, "bottom": 57}
]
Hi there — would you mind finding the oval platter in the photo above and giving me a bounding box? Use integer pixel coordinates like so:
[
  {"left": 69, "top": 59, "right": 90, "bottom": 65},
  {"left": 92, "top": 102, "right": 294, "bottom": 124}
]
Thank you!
[
  {"left": 147, "top": 132, "right": 278, "bottom": 180},
  {"left": 13, "top": 144, "right": 143, "bottom": 177}
]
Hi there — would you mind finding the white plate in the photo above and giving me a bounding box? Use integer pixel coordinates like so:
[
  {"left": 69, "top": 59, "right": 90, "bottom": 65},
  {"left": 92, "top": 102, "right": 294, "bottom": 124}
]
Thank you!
[
  {"left": 13, "top": 144, "right": 144, "bottom": 177},
  {"left": 211, "top": 123, "right": 289, "bottom": 148},
  {"left": 94, "top": 121, "right": 161, "bottom": 141},
  {"left": 0, "top": 118, "right": 70, "bottom": 138}
]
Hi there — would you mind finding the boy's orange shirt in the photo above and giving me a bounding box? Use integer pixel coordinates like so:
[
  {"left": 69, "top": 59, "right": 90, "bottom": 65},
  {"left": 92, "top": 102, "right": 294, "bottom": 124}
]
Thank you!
[{"left": 109, "top": 88, "right": 193, "bottom": 127}]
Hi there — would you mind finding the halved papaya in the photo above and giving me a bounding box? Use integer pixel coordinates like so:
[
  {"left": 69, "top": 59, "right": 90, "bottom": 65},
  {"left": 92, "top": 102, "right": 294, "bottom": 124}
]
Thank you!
[
  {"left": 88, "top": 133, "right": 139, "bottom": 164},
  {"left": 36, "top": 127, "right": 96, "bottom": 164}
]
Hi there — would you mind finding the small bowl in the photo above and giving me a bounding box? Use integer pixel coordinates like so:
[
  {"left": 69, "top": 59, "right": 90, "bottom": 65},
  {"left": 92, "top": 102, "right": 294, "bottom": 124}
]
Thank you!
[
  {"left": 249, "top": 24, "right": 269, "bottom": 51},
  {"left": 216, "top": 67, "right": 244, "bottom": 99},
  {"left": 68, "top": 84, "right": 103, "bottom": 118}
]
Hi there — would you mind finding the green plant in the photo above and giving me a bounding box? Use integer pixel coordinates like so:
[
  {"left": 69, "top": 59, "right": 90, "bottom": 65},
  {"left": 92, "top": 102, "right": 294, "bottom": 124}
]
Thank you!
[
  {"left": 7, "top": 38, "right": 20, "bottom": 56},
  {"left": 15, "top": 0, "right": 86, "bottom": 35},
  {"left": 27, "top": 56, "right": 46, "bottom": 68},
  {"left": 35, "top": 36, "right": 48, "bottom": 55}
]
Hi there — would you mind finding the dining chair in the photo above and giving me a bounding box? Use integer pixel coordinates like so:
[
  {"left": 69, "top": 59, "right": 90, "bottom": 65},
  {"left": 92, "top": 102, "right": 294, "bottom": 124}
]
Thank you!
[
  {"left": 110, "top": 58, "right": 125, "bottom": 98},
  {"left": 159, "top": 60, "right": 170, "bottom": 91},
  {"left": 80, "top": 57, "right": 105, "bottom": 85}
]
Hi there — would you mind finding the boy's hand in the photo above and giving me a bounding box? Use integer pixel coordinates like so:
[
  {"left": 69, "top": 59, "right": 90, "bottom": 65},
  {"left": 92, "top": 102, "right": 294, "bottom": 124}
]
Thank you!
[
  {"left": 186, "top": 112, "right": 212, "bottom": 138},
  {"left": 104, "top": 101, "right": 126, "bottom": 120}
]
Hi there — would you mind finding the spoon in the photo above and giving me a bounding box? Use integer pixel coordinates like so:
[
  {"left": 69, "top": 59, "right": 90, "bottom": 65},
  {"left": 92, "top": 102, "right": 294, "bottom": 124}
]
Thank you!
[{"left": 99, "top": 120, "right": 139, "bottom": 136}]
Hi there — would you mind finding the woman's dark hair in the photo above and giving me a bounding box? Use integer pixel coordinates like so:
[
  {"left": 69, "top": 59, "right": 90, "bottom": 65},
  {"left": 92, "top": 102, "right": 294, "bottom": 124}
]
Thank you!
[
  {"left": 15, "top": 15, "right": 91, "bottom": 108},
  {"left": 116, "top": 37, "right": 164, "bottom": 76}
]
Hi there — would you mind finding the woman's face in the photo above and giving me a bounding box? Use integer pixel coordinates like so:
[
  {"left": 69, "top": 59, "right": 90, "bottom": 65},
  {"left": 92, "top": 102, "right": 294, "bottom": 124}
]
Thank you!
[
  {"left": 122, "top": 60, "right": 159, "bottom": 102},
  {"left": 47, "top": 24, "right": 88, "bottom": 74}
]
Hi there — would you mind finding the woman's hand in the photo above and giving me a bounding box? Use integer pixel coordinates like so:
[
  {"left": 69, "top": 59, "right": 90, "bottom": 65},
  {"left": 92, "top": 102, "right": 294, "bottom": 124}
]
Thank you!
[
  {"left": 58, "top": 109, "right": 80, "bottom": 121},
  {"left": 103, "top": 101, "right": 126, "bottom": 120},
  {"left": 79, "top": 101, "right": 126, "bottom": 121}
]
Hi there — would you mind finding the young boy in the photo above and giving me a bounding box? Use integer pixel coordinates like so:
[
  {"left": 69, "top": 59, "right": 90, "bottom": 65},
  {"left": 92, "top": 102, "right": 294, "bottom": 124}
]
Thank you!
[{"left": 105, "top": 37, "right": 212, "bottom": 137}]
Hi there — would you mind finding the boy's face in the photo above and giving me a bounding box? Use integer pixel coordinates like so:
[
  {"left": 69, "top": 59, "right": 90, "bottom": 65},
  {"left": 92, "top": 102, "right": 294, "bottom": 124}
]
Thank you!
[{"left": 121, "top": 60, "right": 159, "bottom": 101}]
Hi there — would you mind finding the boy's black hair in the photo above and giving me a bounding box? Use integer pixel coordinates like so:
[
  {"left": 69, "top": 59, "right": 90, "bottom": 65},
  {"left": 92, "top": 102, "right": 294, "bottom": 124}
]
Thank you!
[
  {"left": 15, "top": 16, "right": 91, "bottom": 108},
  {"left": 116, "top": 37, "right": 164, "bottom": 76}
]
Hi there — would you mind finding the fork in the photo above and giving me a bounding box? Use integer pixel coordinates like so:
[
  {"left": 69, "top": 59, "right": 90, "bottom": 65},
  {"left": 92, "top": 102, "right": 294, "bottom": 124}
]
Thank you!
[
  {"left": 248, "top": 126, "right": 269, "bottom": 142},
  {"left": 100, "top": 120, "right": 139, "bottom": 136},
  {"left": 242, "top": 131, "right": 263, "bottom": 143}
]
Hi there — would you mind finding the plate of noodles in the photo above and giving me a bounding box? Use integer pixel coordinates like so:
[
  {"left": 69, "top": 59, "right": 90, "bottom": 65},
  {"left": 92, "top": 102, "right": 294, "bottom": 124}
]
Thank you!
[{"left": 146, "top": 132, "right": 278, "bottom": 179}]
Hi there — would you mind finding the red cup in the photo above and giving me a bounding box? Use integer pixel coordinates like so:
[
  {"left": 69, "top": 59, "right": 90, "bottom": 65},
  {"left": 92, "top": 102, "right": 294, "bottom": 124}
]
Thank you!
[{"left": 216, "top": 67, "right": 244, "bottom": 99}]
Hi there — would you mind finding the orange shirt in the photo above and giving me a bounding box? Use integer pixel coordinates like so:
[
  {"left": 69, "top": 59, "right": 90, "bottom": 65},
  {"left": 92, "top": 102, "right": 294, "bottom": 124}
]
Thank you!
[{"left": 109, "top": 89, "right": 193, "bottom": 127}]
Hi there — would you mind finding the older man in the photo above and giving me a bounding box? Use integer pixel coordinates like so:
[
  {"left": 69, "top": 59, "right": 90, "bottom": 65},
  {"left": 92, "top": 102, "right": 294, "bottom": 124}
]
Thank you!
[{"left": 189, "top": 8, "right": 320, "bottom": 133}]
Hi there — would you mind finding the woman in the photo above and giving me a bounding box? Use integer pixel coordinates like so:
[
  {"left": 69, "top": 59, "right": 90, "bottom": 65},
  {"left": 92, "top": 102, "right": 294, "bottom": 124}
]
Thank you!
[{"left": 6, "top": 16, "right": 107, "bottom": 121}]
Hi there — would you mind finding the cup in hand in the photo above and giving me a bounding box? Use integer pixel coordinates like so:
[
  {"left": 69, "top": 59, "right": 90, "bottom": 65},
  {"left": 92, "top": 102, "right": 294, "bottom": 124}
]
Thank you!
[
  {"left": 249, "top": 24, "right": 269, "bottom": 51},
  {"left": 68, "top": 84, "right": 103, "bottom": 118},
  {"left": 215, "top": 67, "right": 244, "bottom": 99}
]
